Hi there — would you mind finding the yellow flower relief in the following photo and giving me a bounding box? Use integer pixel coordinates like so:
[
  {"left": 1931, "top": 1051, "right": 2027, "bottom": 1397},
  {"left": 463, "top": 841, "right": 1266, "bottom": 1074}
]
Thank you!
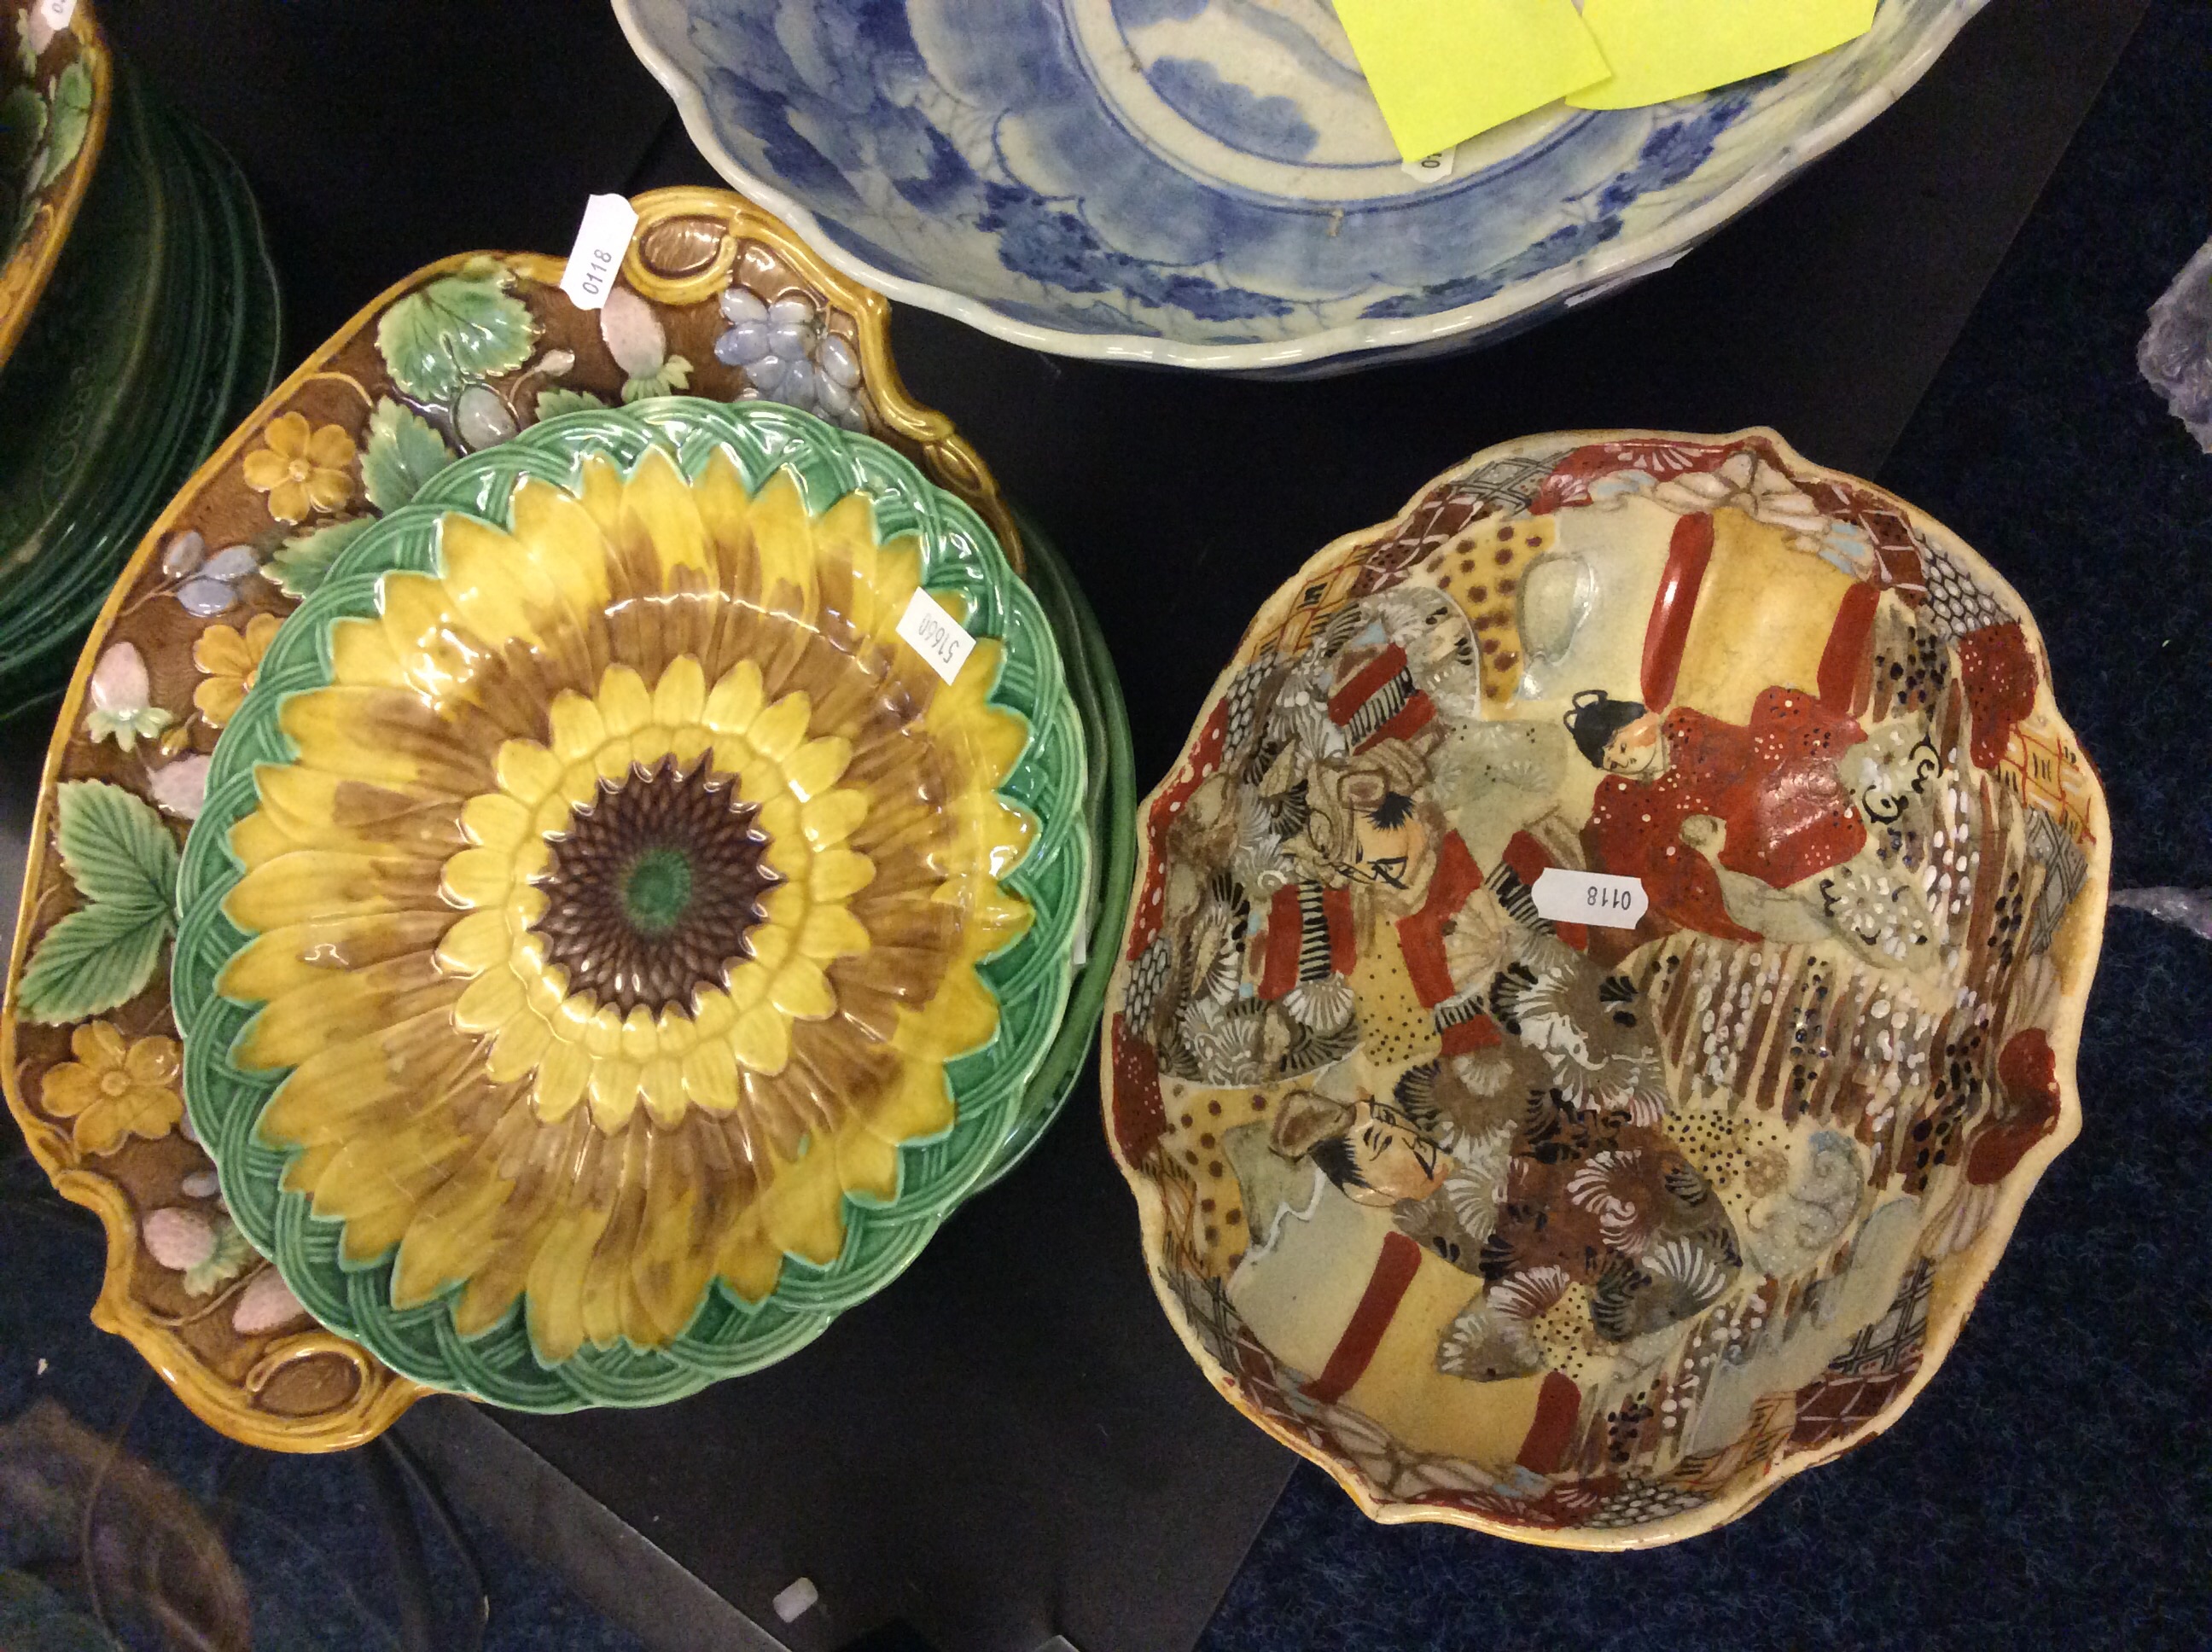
[
  {"left": 214, "top": 446, "right": 1034, "bottom": 1360},
  {"left": 192, "top": 612, "right": 283, "bottom": 729},
  {"left": 41, "top": 1022, "right": 183, "bottom": 1156},
  {"left": 241, "top": 412, "right": 358, "bottom": 524}
]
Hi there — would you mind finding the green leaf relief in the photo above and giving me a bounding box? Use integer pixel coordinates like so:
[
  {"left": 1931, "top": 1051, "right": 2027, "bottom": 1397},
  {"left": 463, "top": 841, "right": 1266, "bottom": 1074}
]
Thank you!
[
  {"left": 620, "top": 354, "right": 693, "bottom": 404},
  {"left": 268, "top": 517, "right": 374, "bottom": 600},
  {"left": 20, "top": 783, "right": 181, "bottom": 1024},
  {"left": 533, "top": 386, "right": 608, "bottom": 422},
  {"left": 375, "top": 265, "right": 538, "bottom": 404},
  {"left": 55, "top": 781, "right": 178, "bottom": 913},
  {"left": 38, "top": 58, "right": 90, "bottom": 189},
  {"left": 359, "top": 398, "right": 456, "bottom": 513},
  {"left": 17, "top": 901, "right": 170, "bottom": 1025}
]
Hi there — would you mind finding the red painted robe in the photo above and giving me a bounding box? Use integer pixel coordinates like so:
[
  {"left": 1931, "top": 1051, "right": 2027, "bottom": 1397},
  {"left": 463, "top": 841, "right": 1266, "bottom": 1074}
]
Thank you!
[
  {"left": 1256, "top": 831, "right": 1503, "bottom": 1056},
  {"left": 1583, "top": 687, "right": 1868, "bottom": 941}
]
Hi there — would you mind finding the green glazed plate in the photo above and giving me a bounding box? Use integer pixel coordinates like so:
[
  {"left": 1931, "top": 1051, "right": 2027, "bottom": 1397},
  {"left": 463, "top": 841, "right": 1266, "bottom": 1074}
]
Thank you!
[
  {"left": 967, "top": 514, "right": 1133, "bottom": 1193},
  {"left": 0, "top": 67, "right": 281, "bottom": 715},
  {"left": 173, "top": 398, "right": 1091, "bottom": 1410}
]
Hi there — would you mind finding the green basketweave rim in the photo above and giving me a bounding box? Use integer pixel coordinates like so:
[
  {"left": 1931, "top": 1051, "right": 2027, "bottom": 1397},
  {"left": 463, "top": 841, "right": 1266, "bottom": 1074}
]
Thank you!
[{"left": 172, "top": 398, "right": 1091, "bottom": 1411}]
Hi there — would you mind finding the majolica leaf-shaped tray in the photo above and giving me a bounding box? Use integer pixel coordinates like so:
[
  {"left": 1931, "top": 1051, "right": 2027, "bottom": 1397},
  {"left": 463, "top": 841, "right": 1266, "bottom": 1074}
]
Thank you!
[
  {"left": 172, "top": 399, "right": 1088, "bottom": 1411},
  {"left": 1103, "top": 429, "right": 2107, "bottom": 1545},
  {"left": 1, "top": 187, "right": 1110, "bottom": 1447}
]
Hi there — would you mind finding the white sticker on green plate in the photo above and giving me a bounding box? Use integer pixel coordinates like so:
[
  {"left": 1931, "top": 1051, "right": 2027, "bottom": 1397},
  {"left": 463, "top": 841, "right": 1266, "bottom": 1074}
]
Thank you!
[{"left": 896, "top": 587, "right": 975, "bottom": 685}]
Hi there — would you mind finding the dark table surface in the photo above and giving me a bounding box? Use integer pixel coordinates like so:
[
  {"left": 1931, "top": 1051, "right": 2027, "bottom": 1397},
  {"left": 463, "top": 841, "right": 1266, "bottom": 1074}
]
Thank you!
[{"left": 2, "top": 3, "right": 2157, "bottom": 1649}]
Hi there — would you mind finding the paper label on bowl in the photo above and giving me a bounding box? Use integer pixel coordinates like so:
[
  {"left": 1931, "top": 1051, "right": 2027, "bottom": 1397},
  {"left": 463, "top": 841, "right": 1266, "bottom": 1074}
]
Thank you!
[
  {"left": 896, "top": 587, "right": 975, "bottom": 685},
  {"left": 1333, "top": 0, "right": 1609, "bottom": 160},
  {"left": 1568, "top": 0, "right": 1877, "bottom": 110},
  {"left": 1401, "top": 148, "right": 1457, "bottom": 183},
  {"left": 560, "top": 194, "right": 639, "bottom": 312},
  {"left": 36, "top": 0, "right": 76, "bottom": 31},
  {"left": 1532, "top": 869, "right": 1648, "bottom": 929}
]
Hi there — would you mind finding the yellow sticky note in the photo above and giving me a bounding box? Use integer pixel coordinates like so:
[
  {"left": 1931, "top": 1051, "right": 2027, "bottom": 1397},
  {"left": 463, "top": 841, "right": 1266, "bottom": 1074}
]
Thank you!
[
  {"left": 1568, "top": 0, "right": 1877, "bottom": 109},
  {"left": 1334, "top": 0, "right": 1613, "bottom": 163}
]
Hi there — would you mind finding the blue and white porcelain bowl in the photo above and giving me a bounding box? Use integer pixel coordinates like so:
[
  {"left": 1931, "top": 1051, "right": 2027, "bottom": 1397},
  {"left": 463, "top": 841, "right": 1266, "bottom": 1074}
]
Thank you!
[{"left": 614, "top": 0, "right": 1986, "bottom": 375}]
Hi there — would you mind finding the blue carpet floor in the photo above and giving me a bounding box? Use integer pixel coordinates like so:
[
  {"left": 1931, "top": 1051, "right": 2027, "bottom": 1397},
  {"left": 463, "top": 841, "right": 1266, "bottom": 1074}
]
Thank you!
[{"left": 1198, "top": 4, "right": 2212, "bottom": 1649}]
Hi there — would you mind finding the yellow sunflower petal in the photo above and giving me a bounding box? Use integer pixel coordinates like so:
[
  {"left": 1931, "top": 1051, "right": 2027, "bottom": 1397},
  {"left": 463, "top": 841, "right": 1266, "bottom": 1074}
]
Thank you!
[
  {"left": 702, "top": 660, "right": 765, "bottom": 736},
  {"left": 438, "top": 517, "right": 544, "bottom": 651},
  {"left": 797, "top": 904, "right": 871, "bottom": 962},
  {"left": 653, "top": 654, "right": 707, "bottom": 728},
  {"left": 834, "top": 1128, "right": 902, "bottom": 1204},
  {"left": 620, "top": 445, "right": 711, "bottom": 584},
  {"left": 460, "top": 790, "right": 533, "bottom": 850},
  {"left": 768, "top": 959, "right": 835, "bottom": 1021},
  {"left": 747, "top": 690, "right": 812, "bottom": 762},
  {"left": 681, "top": 1038, "right": 740, "bottom": 1114},
  {"left": 485, "top": 1009, "right": 552, "bottom": 1082},
  {"left": 783, "top": 736, "right": 853, "bottom": 802},
  {"left": 638, "top": 1056, "right": 688, "bottom": 1126},
  {"left": 800, "top": 788, "right": 868, "bottom": 848},
  {"left": 754, "top": 793, "right": 802, "bottom": 848},
  {"left": 547, "top": 690, "right": 607, "bottom": 762},
  {"left": 728, "top": 1003, "right": 792, "bottom": 1074},
  {"left": 593, "top": 737, "right": 635, "bottom": 785},
  {"left": 810, "top": 848, "right": 875, "bottom": 902},
  {"left": 693, "top": 448, "right": 758, "bottom": 585},
  {"left": 441, "top": 846, "right": 522, "bottom": 910},
  {"left": 494, "top": 738, "right": 567, "bottom": 806},
  {"left": 434, "top": 907, "right": 511, "bottom": 976},
  {"left": 533, "top": 1038, "right": 592, "bottom": 1123},
  {"left": 748, "top": 471, "right": 818, "bottom": 618},
  {"left": 670, "top": 724, "right": 713, "bottom": 769},
  {"left": 503, "top": 475, "right": 615, "bottom": 617},
  {"left": 451, "top": 963, "right": 526, "bottom": 1032},
  {"left": 597, "top": 665, "right": 654, "bottom": 736},
  {"left": 619, "top": 1006, "right": 659, "bottom": 1064},
  {"left": 585, "top": 1059, "right": 642, "bottom": 1131}
]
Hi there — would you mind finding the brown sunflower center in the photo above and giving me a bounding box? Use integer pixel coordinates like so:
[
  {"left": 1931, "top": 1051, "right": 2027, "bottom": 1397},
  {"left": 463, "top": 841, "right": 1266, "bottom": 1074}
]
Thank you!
[{"left": 533, "top": 756, "right": 781, "bottom": 1015}]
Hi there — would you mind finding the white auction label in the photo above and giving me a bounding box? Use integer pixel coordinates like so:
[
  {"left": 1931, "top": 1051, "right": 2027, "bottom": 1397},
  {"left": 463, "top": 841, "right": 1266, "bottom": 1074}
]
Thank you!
[
  {"left": 1532, "top": 868, "right": 1648, "bottom": 929},
  {"left": 559, "top": 194, "right": 638, "bottom": 312},
  {"left": 36, "top": 0, "right": 76, "bottom": 32},
  {"left": 895, "top": 586, "right": 975, "bottom": 685},
  {"left": 1401, "top": 146, "right": 1457, "bottom": 183}
]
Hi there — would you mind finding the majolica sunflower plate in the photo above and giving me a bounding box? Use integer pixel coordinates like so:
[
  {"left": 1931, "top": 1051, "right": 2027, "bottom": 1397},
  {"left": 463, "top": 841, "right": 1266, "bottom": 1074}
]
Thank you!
[
  {"left": 4, "top": 187, "right": 1120, "bottom": 1450},
  {"left": 170, "top": 398, "right": 1088, "bottom": 1410},
  {"left": 1103, "top": 429, "right": 2107, "bottom": 1545}
]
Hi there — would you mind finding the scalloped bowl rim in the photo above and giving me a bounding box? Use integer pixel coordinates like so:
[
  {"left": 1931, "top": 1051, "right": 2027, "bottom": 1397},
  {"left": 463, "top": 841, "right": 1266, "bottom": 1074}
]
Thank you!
[
  {"left": 612, "top": 0, "right": 1989, "bottom": 371},
  {"left": 1099, "top": 426, "right": 2110, "bottom": 1544}
]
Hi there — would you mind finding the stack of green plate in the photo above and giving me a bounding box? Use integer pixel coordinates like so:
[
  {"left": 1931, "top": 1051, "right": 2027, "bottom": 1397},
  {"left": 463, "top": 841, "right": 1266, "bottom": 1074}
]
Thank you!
[{"left": 0, "top": 60, "right": 280, "bottom": 716}]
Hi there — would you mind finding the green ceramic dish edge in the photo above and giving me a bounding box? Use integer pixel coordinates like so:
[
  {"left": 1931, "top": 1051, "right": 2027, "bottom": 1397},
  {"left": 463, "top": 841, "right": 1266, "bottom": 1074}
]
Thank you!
[
  {"left": 0, "top": 84, "right": 282, "bottom": 715},
  {"left": 966, "top": 513, "right": 1133, "bottom": 1192},
  {"left": 172, "top": 398, "right": 1091, "bottom": 1410}
]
